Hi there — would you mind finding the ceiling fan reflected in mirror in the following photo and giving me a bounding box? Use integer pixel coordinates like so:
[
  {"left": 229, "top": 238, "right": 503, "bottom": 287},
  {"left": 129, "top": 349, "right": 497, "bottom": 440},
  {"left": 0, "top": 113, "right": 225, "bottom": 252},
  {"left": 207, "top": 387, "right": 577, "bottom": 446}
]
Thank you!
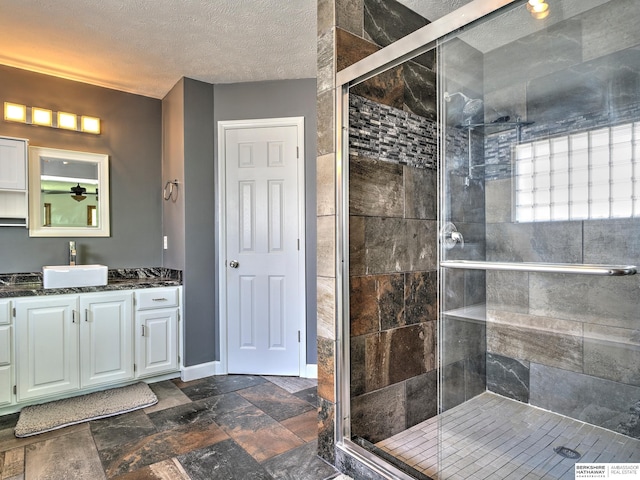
[{"left": 71, "top": 183, "right": 87, "bottom": 202}]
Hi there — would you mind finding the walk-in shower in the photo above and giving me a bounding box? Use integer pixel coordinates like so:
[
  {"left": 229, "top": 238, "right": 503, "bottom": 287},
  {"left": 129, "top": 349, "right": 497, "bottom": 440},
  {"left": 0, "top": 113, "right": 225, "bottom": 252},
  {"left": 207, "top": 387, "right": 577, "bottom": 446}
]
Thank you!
[{"left": 334, "top": 0, "right": 640, "bottom": 478}]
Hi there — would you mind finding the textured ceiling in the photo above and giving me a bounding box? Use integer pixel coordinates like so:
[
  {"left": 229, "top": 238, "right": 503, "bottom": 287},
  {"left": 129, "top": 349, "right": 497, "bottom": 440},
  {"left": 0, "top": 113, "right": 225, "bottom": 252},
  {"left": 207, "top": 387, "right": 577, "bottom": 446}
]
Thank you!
[
  {"left": 0, "top": 0, "right": 317, "bottom": 98},
  {"left": 0, "top": 1, "right": 610, "bottom": 99}
]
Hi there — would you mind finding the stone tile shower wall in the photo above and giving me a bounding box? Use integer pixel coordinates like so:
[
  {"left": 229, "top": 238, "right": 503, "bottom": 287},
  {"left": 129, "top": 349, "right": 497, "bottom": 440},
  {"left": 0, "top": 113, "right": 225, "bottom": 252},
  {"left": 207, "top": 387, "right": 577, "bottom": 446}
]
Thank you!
[
  {"left": 316, "top": 0, "right": 437, "bottom": 464},
  {"left": 482, "top": 0, "right": 640, "bottom": 438},
  {"left": 349, "top": 95, "right": 438, "bottom": 443}
]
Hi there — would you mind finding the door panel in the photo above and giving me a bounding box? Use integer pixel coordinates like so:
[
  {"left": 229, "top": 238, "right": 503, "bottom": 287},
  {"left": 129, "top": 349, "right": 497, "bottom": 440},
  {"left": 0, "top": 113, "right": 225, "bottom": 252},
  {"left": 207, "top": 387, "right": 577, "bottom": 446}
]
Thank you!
[{"left": 225, "top": 122, "right": 302, "bottom": 375}]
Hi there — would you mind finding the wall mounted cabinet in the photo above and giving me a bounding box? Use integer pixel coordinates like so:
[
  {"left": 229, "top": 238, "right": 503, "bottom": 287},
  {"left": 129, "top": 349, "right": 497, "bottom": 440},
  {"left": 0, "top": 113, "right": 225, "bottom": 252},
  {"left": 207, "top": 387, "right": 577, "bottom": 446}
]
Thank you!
[{"left": 0, "top": 136, "right": 28, "bottom": 227}]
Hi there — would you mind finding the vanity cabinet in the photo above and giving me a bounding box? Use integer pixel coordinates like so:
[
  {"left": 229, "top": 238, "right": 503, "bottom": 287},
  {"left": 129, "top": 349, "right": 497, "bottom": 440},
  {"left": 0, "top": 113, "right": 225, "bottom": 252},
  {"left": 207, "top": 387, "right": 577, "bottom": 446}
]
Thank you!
[
  {"left": 14, "top": 291, "right": 134, "bottom": 402},
  {"left": 15, "top": 295, "right": 79, "bottom": 401},
  {"left": 0, "top": 136, "right": 28, "bottom": 226},
  {"left": 80, "top": 292, "right": 134, "bottom": 388},
  {"left": 7, "top": 286, "right": 180, "bottom": 407},
  {"left": 134, "top": 287, "right": 180, "bottom": 378},
  {"left": 0, "top": 299, "right": 12, "bottom": 406}
]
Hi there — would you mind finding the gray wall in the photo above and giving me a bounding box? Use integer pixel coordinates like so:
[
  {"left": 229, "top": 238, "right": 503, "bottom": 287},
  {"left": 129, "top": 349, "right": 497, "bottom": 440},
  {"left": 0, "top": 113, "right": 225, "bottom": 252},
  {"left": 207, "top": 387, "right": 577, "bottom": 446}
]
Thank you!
[
  {"left": 161, "top": 79, "right": 186, "bottom": 271},
  {"left": 214, "top": 79, "right": 318, "bottom": 364},
  {"left": 0, "top": 65, "right": 162, "bottom": 272},
  {"left": 162, "top": 78, "right": 216, "bottom": 367},
  {"left": 184, "top": 79, "right": 216, "bottom": 366}
]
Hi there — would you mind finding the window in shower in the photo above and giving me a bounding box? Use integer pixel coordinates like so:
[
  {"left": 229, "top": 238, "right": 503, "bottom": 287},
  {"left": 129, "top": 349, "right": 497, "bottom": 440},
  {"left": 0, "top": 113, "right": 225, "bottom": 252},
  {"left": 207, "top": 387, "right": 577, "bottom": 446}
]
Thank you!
[{"left": 514, "top": 122, "right": 640, "bottom": 222}]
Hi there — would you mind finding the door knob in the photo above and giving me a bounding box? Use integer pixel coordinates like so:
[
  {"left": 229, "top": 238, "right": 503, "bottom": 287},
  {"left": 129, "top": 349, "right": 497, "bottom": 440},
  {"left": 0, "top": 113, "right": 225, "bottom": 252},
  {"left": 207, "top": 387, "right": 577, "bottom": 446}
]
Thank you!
[{"left": 229, "top": 260, "right": 240, "bottom": 268}]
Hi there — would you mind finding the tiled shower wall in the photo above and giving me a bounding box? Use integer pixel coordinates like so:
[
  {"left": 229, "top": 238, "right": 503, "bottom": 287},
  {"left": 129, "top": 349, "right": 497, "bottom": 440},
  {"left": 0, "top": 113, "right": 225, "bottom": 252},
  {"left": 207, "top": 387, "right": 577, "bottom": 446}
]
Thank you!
[
  {"left": 317, "top": 0, "right": 439, "bottom": 459},
  {"left": 349, "top": 95, "right": 438, "bottom": 443},
  {"left": 481, "top": 0, "right": 640, "bottom": 438}
]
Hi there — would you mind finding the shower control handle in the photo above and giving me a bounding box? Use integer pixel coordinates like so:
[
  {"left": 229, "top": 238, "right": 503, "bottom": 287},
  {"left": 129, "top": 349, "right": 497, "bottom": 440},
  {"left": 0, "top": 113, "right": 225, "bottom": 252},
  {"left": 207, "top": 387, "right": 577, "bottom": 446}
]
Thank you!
[
  {"left": 451, "top": 231, "right": 465, "bottom": 249},
  {"left": 441, "top": 222, "right": 465, "bottom": 250}
]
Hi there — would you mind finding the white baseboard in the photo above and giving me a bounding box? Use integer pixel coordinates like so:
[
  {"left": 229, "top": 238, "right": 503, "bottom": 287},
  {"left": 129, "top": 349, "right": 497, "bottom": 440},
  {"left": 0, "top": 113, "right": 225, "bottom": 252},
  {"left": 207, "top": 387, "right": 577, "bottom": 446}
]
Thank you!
[
  {"left": 180, "top": 361, "right": 226, "bottom": 382},
  {"left": 304, "top": 364, "right": 318, "bottom": 379},
  {"left": 180, "top": 361, "right": 317, "bottom": 381}
]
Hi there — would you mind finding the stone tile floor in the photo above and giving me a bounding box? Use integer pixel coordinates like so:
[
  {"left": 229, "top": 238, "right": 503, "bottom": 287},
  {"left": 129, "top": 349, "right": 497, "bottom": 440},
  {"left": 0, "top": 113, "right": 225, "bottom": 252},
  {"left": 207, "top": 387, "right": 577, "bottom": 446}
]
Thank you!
[{"left": 0, "top": 375, "right": 345, "bottom": 480}]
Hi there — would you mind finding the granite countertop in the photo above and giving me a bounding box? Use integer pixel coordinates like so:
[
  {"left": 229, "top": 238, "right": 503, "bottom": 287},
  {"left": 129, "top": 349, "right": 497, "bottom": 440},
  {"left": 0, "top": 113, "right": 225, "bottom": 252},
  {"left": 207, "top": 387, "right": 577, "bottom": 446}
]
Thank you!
[{"left": 0, "top": 267, "right": 182, "bottom": 298}]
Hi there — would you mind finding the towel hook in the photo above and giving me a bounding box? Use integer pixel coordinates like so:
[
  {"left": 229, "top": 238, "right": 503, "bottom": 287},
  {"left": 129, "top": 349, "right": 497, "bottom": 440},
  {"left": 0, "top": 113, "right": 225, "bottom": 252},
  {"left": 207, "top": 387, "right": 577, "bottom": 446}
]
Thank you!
[{"left": 163, "top": 179, "right": 179, "bottom": 201}]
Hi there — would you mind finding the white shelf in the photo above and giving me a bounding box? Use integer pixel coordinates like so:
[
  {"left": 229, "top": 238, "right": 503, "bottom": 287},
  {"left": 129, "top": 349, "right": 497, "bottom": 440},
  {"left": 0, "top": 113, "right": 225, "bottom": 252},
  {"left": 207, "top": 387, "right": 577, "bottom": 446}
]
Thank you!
[{"left": 443, "top": 304, "right": 486, "bottom": 321}]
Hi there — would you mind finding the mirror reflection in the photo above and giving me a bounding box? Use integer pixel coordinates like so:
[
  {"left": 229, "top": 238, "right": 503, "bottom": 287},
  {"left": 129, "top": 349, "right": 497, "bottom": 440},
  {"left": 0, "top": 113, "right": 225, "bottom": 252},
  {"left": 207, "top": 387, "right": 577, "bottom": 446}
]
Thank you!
[
  {"left": 40, "top": 157, "right": 99, "bottom": 227},
  {"left": 28, "top": 146, "right": 110, "bottom": 237}
]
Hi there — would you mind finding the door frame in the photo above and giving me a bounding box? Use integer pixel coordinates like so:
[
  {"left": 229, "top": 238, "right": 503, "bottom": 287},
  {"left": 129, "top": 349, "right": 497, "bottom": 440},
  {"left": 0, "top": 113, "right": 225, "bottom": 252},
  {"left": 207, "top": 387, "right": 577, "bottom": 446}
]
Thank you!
[{"left": 217, "top": 117, "right": 306, "bottom": 376}]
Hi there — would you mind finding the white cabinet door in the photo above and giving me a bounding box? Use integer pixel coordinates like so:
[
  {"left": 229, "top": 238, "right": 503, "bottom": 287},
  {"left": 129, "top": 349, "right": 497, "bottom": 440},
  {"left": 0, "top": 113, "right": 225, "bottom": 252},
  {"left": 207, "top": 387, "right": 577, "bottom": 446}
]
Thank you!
[
  {"left": 0, "top": 137, "right": 27, "bottom": 190},
  {"left": 15, "top": 296, "right": 79, "bottom": 401},
  {"left": 0, "top": 325, "right": 10, "bottom": 365},
  {"left": 80, "top": 292, "right": 133, "bottom": 388},
  {"left": 0, "top": 366, "right": 12, "bottom": 406},
  {"left": 136, "top": 308, "right": 178, "bottom": 378},
  {"left": 0, "top": 299, "right": 13, "bottom": 406},
  {"left": 0, "top": 298, "right": 11, "bottom": 324}
]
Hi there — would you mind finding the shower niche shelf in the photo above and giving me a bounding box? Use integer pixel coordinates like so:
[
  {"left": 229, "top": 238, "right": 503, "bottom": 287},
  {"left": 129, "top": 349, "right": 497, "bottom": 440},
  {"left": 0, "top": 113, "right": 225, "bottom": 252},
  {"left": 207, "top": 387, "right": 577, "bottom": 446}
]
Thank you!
[{"left": 443, "top": 304, "right": 486, "bottom": 321}]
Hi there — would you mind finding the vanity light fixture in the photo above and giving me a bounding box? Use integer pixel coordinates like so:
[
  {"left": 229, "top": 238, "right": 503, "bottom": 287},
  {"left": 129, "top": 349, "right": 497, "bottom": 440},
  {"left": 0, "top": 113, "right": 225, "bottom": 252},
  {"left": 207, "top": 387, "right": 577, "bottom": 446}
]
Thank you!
[
  {"left": 4, "top": 102, "right": 27, "bottom": 123},
  {"left": 32, "top": 107, "right": 53, "bottom": 127},
  {"left": 57, "top": 111, "right": 77, "bottom": 130},
  {"left": 81, "top": 116, "right": 101, "bottom": 134},
  {"left": 2, "top": 101, "right": 100, "bottom": 134}
]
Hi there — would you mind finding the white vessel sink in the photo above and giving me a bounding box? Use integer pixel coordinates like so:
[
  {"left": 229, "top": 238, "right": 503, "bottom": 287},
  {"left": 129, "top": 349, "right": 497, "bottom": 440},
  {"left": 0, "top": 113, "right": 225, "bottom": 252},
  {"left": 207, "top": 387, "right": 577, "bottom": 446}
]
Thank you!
[{"left": 43, "top": 265, "right": 108, "bottom": 289}]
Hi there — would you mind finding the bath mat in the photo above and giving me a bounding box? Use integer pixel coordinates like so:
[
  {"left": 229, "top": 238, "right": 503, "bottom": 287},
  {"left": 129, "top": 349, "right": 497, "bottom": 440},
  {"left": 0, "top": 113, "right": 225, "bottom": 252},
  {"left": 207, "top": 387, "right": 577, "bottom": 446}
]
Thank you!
[{"left": 14, "top": 382, "right": 158, "bottom": 438}]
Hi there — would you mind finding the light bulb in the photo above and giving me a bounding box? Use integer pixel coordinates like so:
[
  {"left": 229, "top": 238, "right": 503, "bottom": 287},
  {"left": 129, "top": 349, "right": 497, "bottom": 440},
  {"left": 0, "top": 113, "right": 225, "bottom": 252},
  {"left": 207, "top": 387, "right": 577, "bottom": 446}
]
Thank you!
[{"left": 532, "top": 2, "right": 549, "bottom": 13}]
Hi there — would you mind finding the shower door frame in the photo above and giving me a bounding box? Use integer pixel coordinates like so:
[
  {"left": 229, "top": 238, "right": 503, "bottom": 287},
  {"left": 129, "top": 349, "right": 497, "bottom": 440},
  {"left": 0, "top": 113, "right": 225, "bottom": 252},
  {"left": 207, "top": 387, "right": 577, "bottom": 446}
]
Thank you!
[{"left": 332, "top": 0, "right": 520, "bottom": 477}]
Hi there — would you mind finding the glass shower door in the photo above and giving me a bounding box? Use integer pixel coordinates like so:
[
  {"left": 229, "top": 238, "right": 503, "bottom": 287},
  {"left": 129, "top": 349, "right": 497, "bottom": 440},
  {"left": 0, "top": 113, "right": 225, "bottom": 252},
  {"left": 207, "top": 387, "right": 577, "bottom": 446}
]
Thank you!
[{"left": 438, "top": 0, "right": 640, "bottom": 478}]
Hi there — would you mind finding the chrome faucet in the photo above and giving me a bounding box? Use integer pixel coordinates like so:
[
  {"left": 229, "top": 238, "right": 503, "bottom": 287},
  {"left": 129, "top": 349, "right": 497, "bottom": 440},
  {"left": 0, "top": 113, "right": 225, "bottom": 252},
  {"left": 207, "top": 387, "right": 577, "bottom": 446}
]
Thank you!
[{"left": 69, "top": 241, "right": 77, "bottom": 266}]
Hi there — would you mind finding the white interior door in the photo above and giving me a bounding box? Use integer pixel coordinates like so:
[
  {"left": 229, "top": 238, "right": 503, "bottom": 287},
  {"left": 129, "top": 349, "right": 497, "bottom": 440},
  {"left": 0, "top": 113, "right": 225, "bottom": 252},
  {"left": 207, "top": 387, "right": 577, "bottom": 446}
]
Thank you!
[{"left": 222, "top": 119, "right": 304, "bottom": 375}]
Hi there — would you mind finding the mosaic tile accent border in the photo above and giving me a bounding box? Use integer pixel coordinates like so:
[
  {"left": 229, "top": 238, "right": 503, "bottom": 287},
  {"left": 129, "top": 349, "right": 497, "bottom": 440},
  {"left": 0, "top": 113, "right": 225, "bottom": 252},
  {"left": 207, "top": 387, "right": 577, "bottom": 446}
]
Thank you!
[
  {"left": 483, "top": 102, "right": 640, "bottom": 181},
  {"left": 349, "top": 95, "right": 437, "bottom": 170}
]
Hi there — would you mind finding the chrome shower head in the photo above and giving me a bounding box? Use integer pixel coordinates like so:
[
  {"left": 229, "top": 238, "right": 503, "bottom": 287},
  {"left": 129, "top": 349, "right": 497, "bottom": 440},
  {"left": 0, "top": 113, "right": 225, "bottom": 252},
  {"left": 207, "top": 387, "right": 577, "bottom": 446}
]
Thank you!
[
  {"left": 462, "top": 98, "right": 483, "bottom": 118},
  {"left": 444, "top": 91, "right": 471, "bottom": 103},
  {"left": 444, "top": 91, "right": 483, "bottom": 120}
]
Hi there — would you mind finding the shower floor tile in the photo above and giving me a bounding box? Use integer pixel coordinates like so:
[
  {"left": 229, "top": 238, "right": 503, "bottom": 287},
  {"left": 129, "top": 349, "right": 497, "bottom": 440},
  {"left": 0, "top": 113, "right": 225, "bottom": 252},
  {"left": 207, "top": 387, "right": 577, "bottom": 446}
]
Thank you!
[{"left": 376, "top": 392, "right": 640, "bottom": 480}]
